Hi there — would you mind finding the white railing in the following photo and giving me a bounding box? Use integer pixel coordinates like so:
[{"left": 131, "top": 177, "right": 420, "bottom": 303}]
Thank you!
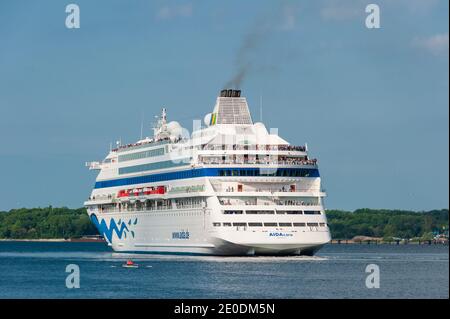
[
  {"left": 198, "top": 159, "right": 317, "bottom": 166},
  {"left": 201, "top": 145, "right": 306, "bottom": 152},
  {"left": 217, "top": 187, "right": 321, "bottom": 193},
  {"left": 219, "top": 199, "right": 319, "bottom": 206}
]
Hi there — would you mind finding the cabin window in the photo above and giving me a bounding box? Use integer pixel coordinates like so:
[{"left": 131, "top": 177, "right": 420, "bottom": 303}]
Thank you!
[
  {"left": 246, "top": 210, "right": 274, "bottom": 215},
  {"left": 304, "top": 210, "right": 321, "bottom": 215},
  {"left": 233, "top": 223, "right": 247, "bottom": 227},
  {"left": 278, "top": 222, "right": 292, "bottom": 227},
  {"left": 285, "top": 211, "right": 303, "bottom": 215},
  {"left": 223, "top": 210, "right": 243, "bottom": 215},
  {"left": 293, "top": 223, "right": 306, "bottom": 227},
  {"left": 307, "top": 223, "right": 319, "bottom": 227},
  {"left": 264, "top": 222, "right": 277, "bottom": 227},
  {"left": 248, "top": 223, "right": 263, "bottom": 227}
]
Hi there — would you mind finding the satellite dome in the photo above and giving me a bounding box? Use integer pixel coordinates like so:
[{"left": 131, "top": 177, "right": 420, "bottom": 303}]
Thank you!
[
  {"left": 167, "top": 121, "right": 182, "bottom": 137},
  {"left": 254, "top": 122, "right": 268, "bottom": 135}
]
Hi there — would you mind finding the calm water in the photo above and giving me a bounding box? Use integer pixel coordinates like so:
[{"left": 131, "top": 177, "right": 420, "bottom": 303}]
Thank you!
[{"left": 0, "top": 242, "right": 448, "bottom": 299}]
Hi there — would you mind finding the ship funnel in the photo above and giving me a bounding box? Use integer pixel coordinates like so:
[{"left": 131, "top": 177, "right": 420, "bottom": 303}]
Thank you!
[
  {"left": 213, "top": 89, "right": 251, "bottom": 125},
  {"left": 220, "top": 89, "right": 241, "bottom": 98}
]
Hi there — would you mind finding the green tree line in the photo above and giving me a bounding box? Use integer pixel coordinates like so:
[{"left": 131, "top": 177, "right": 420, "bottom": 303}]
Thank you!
[
  {"left": 0, "top": 207, "right": 448, "bottom": 240},
  {"left": 327, "top": 208, "right": 448, "bottom": 240},
  {"left": 0, "top": 207, "right": 97, "bottom": 239}
]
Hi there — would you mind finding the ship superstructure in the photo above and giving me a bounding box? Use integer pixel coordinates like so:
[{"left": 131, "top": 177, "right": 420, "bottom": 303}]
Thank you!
[{"left": 85, "top": 89, "right": 331, "bottom": 255}]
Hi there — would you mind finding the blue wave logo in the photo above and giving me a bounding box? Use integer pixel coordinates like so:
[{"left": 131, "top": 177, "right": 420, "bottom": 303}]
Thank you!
[{"left": 90, "top": 214, "right": 138, "bottom": 243}]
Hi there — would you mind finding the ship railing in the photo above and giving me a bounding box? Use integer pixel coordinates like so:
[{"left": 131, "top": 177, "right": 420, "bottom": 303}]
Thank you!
[
  {"left": 218, "top": 187, "right": 320, "bottom": 193},
  {"left": 175, "top": 204, "right": 204, "bottom": 209},
  {"left": 97, "top": 204, "right": 206, "bottom": 214},
  {"left": 99, "top": 206, "right": 173, "bottom": 213},
  {"left": 219, "top": 200, "right": 319, "bottom": 206},
  {"left": 87, "top": 194, "right": 115, "bottom": 201},
  {"left": 201, "top": 144, "right": 306, "bottom": 152},
  {"left": 198, "top": 159, "right": 317, "bottom": 166}
]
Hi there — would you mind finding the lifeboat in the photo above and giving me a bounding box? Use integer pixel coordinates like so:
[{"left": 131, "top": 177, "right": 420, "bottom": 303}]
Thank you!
[
  {"left": 122, "top": 259, "right": 139, "bottom": 268},
  {"left": 117, "top": 186, "right": 166, "bottom": 198}
]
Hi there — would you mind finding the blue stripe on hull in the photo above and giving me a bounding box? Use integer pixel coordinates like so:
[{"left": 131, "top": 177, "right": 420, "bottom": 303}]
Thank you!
[{"left": 94, "top": 167, "right": 320, "bottom": 189}]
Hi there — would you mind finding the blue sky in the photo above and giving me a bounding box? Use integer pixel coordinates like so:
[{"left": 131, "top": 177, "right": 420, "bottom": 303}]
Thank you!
[{"left": 0, "top": 0, "right": 448, "bottom": 211}]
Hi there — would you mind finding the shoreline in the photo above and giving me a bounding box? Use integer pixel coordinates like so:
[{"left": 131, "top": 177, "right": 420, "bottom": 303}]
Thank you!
[
  {"left": 330, "top": 239, "right": 448, "bottom": 245},
  {"left": 0, "top": 238, "right": 68, "bottom": 242},
  {"left": 0, "top": 239, "right": 447, "bottom": 245},
  {"left": 0, "top": 238, "right": 105, "bottom": 243}
]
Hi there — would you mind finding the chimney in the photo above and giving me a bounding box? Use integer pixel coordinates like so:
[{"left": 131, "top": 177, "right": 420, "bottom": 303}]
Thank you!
[{"left": 220, "top": 89, "right": 242, "bottom": 98}]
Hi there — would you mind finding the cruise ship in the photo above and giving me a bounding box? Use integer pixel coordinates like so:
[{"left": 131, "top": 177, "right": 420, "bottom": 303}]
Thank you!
[{"left": 85, "top": 89, "right": 331, "bottom": 255}]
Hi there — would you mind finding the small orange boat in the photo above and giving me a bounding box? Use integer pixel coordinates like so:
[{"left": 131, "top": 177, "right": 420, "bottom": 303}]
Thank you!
[{"left": 122, "top": 259, "right": 139, "bottom": 268}]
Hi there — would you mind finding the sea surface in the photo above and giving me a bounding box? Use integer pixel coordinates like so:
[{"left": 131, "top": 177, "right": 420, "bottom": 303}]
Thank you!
[{"left": 0, "top": 242, "right": 448, "bottom": 299}]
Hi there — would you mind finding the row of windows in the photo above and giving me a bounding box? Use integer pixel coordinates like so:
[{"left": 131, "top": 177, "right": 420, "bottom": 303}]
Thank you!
[
  {"left": 118, "top": 147, "right": 165, "bottom": 162},
  {"left": 212, "top": 222, "right": 326, "bottom": 227},
  {"left": 223, "top": 210, "right": 321, "bottom": 215},
  {"left": 218, "top": 168, "right": 319, "bottom": 177},
  {"left": 119, "top": 158, "right": 190, "bottom": 175},
  {"left": 117, "top": 139, "right": 169, "bottom": 153},
  {"left": 96, "top": 169, "right": 206, "bottom": 188},
  {"left": 95, "top": 168, "right": 320, "bottom": 189}
]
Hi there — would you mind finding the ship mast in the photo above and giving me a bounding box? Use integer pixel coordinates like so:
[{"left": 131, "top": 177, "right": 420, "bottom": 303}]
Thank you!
[{"left": 153, "top": 108, "right": 170, "bottom": 141}]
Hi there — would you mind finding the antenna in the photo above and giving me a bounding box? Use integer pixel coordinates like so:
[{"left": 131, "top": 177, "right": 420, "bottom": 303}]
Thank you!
[
  {"left": 259, "top": 94, "right": 263, "bottom": 122},
  {"left": 140, "top": 110, "right": 144, "bottom": 140}
]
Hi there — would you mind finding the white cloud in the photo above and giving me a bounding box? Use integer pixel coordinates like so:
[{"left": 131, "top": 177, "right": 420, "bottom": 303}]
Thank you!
[
  {"left": 280, "top": 5, "right": 297, "bottom": 31},
  {"left": 320, "top": 0, "right": 366, "bottom": 21},
  {"left": 387, "top": 0, "right": 439, "bottom": 15},
  {"left": 413, "top": 33, "right": 449, "bottom": 56},
  {"left": 321, "top": 6, "right": 360, "bottom": 21},
  {"left": 156, "top": 3, "right": 193, "bottom": 20},
  {"left": 320, "top": 0, "right": 441, "bottom": 21}
]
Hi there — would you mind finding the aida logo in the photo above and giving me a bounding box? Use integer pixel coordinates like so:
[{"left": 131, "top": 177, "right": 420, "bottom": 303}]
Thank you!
[
  {"left": 90, "top": 214, "right": 137, "bottom": 243},
  {"left": 269, "top": 232, "right": 293, "bottom": 237},
  {"left": 172, "top": 230, "right": 190, "bottom": 240}
]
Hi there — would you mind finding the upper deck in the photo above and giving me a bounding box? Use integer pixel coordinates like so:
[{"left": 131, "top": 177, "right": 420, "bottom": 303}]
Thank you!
[{"left": 87, "top": 89, "right": 320, "bottom": 182}]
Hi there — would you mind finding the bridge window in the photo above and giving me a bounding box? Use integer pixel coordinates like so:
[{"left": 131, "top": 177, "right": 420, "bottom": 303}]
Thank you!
[
  {"left": 118, "top": 147, "right": 165, "bottom": 162},
  {"left": 119, "top": 159, "right": 190, "bottom": 175}
]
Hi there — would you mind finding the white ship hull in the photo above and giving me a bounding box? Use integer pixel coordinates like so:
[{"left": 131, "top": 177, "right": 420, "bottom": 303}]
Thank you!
[{"left": 87, "top": 201, "right": 330, "bottom": 256}]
